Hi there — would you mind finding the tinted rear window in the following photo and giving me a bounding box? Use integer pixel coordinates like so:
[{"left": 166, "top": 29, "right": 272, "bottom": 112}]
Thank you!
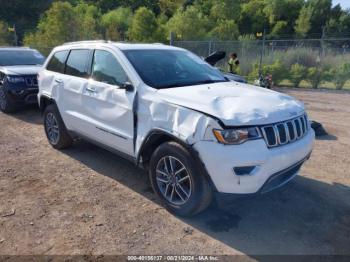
[
  {"left": 65, "top": 49, "right": 90, "bottom": 78},
  {"left": 46, "top": 50, "right": 69, "bottom": 73}
]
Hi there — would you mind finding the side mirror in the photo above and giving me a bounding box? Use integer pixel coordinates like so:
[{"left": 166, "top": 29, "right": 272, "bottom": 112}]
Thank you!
[{"left": 120, "top": 82, "right": 134, "bottom": 92}]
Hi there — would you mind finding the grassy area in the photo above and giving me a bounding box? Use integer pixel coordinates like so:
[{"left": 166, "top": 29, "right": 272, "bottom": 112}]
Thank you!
[
  {"left": 278, "top": 80, "right": 350, "bottom": 90},
  {"left": 246, "top": 78, "right": 350, "bottom": 91}
]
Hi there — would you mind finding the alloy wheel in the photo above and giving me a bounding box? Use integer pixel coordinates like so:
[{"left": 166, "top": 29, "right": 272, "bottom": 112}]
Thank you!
[
  {"left": 45, "top": 112, "right": 60, "bottom": 144},
  {"left": 155, "top": 156, "right": 192, "bottom": 205}
]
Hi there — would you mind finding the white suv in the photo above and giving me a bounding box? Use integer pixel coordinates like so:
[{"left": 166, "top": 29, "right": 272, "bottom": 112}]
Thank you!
[{"left": 38, "top": 41, "right": 314, "bottom": 216}]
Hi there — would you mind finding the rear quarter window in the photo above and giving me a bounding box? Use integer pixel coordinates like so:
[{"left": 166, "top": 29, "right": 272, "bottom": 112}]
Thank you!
[
  {"left": 46, "top": 50, "right": 69, "bottom": 73},
  {"left": 65, "top": 49, "right": 91, "bottom": 78}
]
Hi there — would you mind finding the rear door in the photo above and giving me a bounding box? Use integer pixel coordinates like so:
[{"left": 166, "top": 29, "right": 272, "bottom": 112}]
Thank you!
[
  {"left": 57, "top": 49, "right": 93, "bottom": 132},
  {"left": 40, "top": 49, "right": 69, "bottom": 103},
  {"left": 81, "top": 48, "right": 135, "bottom": 156}
]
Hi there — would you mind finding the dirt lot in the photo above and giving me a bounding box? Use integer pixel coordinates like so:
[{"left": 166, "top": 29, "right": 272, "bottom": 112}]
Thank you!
[{"left": 0, "top": 88, "right": 349, "bottom": 256}]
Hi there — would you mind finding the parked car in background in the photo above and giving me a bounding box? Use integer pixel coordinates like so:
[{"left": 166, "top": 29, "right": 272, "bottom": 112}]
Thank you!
[
  {"left": 38, "top": 41, "right": 314, "bottom": 216},
  {"left": 0, "top": 47, "right": 45, "bottom": 113}
]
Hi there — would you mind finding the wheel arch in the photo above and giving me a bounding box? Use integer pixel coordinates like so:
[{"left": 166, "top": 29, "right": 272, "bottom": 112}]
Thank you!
[
  {"left": 137, "top": 129, "right": 218, "bottom": 192},
  {"left": 39, "top": 95, "right": 56, "bottom": 112},
  {"left": 137, "top": 129, "right": 187, "bottom": 168}
]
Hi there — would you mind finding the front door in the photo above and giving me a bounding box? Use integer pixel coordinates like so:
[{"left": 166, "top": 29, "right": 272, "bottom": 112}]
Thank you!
[{"left": 81, "top": 49, "right": 135, "bottom": 156}]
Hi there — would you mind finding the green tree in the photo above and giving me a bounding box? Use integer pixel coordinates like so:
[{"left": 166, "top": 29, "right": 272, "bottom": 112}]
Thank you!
[
  {"left": 325, "top": 6, "right": 350, "bottom": 36},
  {"left": 128, "top": 7, "right": 158, "bottom": 42},
  {"left": 210, "top": 0, "right": 241, "bottom": 21},
  {"left": 209, "top": 20, "right": 239, "bottom": 40},
  {"left": 294, "top": 0, "right": 332, "bottom": 37},
  {"left": 158, "top": 0, "right": 186, "bottom": 17},
  {"left": 307, "top": 67, "right": 329, "bottom": 89},
  {"left": 329, "top": 63, "right": 350, "bottom": 90},
  {"left": 85, "top": 0, "right": 160, "bottom": 13},
  {"left": 24, "top": 2, "right": 101, "bottom": 48},
  {"left": 74, "top": 2, "right": 101, "bottom": 40},
  {"left": 306, "top": 0, "right": 332, "bottom": 36},
  {"left": 166, "top": 5, "right": 211, "bottom": 40},
  {"left": 289, "top": 63, "right": 307, "bottom": 88},
  {"left": 294, "top": 5, "right": 313, "bottom": 37},
  {"left": 154, "top": 14, "right": 168, "bottom": 42},
  {"left": 270, "top": 21, "right": 288, "bottom": 38},
  {"left": 24, "top": 2, "right": 77, "bottom": 48},
  {"left": 266, "top": 60, "right": 288, "bottom": 85},
  {"left": 0, "top": 21, "right": 12, "bottom": 45},
  {"left": 0, "top": 0, "right": 51, "bottom": 43},
  {"left": 264, "top": 0, "right": 303, "bottom": 37},
  {"left": 101, "top": 7, "right": 133, "bottom": 40},
  {"left": 239, "top": 0, "right": 268, "bottom": 36}
]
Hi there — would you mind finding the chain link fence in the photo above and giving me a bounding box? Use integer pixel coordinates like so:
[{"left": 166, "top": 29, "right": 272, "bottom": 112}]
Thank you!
[
  {"left": 28, "top": 38, "right": 350, "bottom": 90},
  {"left": 173, "top": 38, "right": 350, "bottom": 89}
]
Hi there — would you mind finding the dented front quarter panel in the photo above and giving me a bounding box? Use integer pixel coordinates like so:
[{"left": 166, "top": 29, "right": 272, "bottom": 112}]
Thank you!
[{"left": 135, "top": 86, "right": 221, "bottom": 158}]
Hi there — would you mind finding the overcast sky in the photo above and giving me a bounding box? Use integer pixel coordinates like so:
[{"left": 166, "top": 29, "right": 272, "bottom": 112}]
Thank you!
[{"left": 333, "top": 0, "right": 350, "bottom": 9}]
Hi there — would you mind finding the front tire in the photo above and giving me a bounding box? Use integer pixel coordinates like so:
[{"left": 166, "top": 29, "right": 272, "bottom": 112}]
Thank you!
[
  {"left": 0, "top": 85, "right": 16, "bottom": 113},
  {"left": 43, "top": 104, "right": 73, "bottom": 149},
  {"left": 149, "top": 141, "right": 213, "bottom": 217}
]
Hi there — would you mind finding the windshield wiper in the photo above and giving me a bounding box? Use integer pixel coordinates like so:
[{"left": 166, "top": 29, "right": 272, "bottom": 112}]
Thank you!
[
  {"left": 191, "top": 79, "right": 228, "bottom": 85},
  {"left": 157, "top": 83, "right": 186, "bottom": 89},
  {"left": 157, "top": 79, "right": 228, "bottom": 89}
]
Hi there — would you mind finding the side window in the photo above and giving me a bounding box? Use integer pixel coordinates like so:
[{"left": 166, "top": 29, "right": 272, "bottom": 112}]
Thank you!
[
  {"left": 65, "top": 49, "right": 90, "bottom": 78},
  {"left": 46, "top": 50, "right": 69, "bottom": 73},
  {"left": 91, "top": 50, "right": 129, "bottom": 86}
]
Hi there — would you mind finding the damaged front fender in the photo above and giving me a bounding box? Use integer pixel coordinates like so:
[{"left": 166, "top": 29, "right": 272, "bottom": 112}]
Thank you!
[{"left": 135, "top": 88, "right": 222, "bottom": 164}]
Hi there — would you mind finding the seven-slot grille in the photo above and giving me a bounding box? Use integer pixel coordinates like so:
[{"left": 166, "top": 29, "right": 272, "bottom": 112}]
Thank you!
[{"left": 261, "top": 114, "right": 309, "bottom": 148}]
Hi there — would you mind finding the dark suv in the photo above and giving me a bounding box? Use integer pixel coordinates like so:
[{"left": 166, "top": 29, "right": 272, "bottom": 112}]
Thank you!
[{"left": 0, "top": 47, "right": 45, "bottom": 113}]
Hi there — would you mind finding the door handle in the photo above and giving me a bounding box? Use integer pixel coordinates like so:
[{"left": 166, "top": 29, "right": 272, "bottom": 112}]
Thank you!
[
  {"left": 86, "top": 86, "right": 97, "bottom": 93},
  {"left": 55, "top": 78, "right": 63, "bottom": 83}
]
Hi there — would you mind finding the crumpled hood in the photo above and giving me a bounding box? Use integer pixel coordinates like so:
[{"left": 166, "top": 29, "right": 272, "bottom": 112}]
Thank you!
[
  {"left": 157, "top": 82, "right": 305, "bottom": 126},
  {"left": 0, "top": 65, "right": 42, "bottom": 75}
]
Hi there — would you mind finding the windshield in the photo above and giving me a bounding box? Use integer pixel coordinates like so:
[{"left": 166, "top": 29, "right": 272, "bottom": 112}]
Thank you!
[
  {"left": 123, "top": 49, "right": 228, "bottom": 89},
  {"left": 0, "top": 50, "right": 45, "bottom": 66}
]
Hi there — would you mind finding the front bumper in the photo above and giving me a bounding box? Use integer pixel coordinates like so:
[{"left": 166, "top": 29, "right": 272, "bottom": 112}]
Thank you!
[
  {"left": 193, "top": 128, "right": 315, "bottom": 194},
  {"left": 8, "top": 88, "right": 38, "bottom": 104},
  {"left": 4, "top": 82, "right": 38, "bottom": 105}
]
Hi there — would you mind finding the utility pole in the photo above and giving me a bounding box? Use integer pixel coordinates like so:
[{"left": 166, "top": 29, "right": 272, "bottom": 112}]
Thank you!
[
  {"left": 13, "top": 24, "right": 18, "bottom": 46},
  {"left": 321, "top": 26, "right": 326, "bottom": 59},
  {"left": 169, "top": 31, "right": 174, "bottom": 46},
  {"left": 258, "top": 28, "right": 266, "bottom": 77},
  {"left": 208, "top": 40, "right": 212, "bottom": 56}
]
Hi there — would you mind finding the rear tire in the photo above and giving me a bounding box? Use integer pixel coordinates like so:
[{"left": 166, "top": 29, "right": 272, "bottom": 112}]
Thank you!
[
  {"left": 149, "top": 141, "right": 213, "bottom": 217},
  {"left": 0, "top": 85, "right": 17, "bottom": 113},
  {"left": 43, "top": 104, "right": 73, "bottom": 149}
]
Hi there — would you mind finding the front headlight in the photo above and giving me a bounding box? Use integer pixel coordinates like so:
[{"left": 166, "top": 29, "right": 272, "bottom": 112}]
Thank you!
[
  {"left": 7, "top": 76, "right": 25, "bottom": 83},
  {"left": 213, "top": 127, "right": 261, "bottom": 145}
]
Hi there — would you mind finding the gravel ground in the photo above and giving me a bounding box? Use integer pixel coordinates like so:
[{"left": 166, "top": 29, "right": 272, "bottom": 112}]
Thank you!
[{"left": 0, "top": 88, "right": 349, "bottom": 256}]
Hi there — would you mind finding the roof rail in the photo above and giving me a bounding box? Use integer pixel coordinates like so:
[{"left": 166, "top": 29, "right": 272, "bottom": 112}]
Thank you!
[{"left": 63, "top": 40, "right": 108, "bottom": 46}]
